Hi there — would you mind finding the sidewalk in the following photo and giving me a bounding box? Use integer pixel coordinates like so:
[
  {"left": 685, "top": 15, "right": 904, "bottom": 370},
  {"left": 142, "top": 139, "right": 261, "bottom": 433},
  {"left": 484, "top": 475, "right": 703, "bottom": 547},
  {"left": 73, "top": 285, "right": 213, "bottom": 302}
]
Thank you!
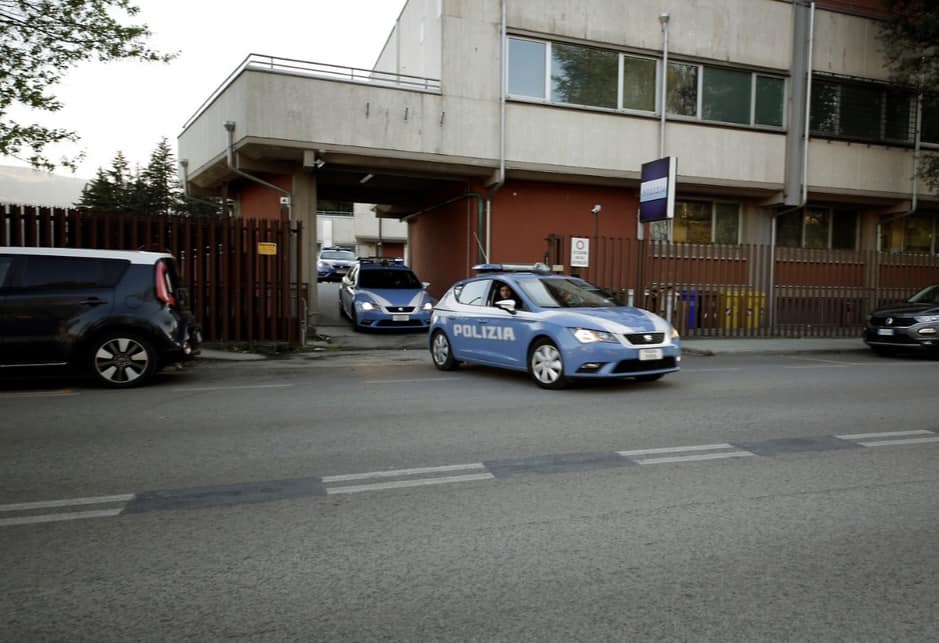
[{"left": 199, "top": 324, "right": 869, "bottom": 361}]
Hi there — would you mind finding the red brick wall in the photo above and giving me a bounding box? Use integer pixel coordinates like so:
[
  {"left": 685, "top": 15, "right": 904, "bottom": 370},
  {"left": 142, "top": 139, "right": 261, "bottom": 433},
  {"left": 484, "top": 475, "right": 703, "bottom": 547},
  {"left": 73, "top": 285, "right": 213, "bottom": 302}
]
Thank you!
[
  {"left": 237, "top": 175, "right": 292, "bottom": 221},
  {"left": 408, "top": 196, "right": 475, "bottom": 299}
]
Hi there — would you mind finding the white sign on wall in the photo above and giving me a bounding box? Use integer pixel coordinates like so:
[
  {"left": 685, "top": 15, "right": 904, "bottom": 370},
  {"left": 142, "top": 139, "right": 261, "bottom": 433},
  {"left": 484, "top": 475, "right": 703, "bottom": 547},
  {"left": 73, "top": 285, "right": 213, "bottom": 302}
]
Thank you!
[{"left": 570, "top": 236, "right": 590, "bottom": 268}]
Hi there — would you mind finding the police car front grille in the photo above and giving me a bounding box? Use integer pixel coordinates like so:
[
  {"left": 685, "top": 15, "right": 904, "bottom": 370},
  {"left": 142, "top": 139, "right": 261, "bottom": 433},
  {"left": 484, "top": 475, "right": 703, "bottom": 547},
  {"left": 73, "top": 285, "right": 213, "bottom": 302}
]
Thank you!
[
  {"left": 624, "top": 332, "right": 665, "bottom": 345},
  {"left": 385, "top": 306, "right": 415, "bottom": 313},
  {"left": 612, "top": 357, "right": 676, "bottom": 374}
]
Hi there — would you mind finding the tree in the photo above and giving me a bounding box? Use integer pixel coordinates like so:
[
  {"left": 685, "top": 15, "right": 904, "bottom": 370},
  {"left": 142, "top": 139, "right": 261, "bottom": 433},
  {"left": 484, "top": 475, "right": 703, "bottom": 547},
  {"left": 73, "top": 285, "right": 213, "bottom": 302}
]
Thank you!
[
  {"left": 77, "top": 152, "right": 134, "bottom": 211},
  {"left": 0, "top": 0, "right": 175, "bottom": 171},
  {"left": 139, "top": 138, "right": 183, "bottom": 216},
  {"left": 879, "top": 0, "right": 939, "bottom": 190}
]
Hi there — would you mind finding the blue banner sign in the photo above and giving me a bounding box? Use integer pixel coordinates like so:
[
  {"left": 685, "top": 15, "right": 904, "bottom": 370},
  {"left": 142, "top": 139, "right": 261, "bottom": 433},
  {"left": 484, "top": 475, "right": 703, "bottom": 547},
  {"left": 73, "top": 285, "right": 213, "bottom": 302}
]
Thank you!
[{"left": 639, "top": 156, "right": 677, "bottom": 223}]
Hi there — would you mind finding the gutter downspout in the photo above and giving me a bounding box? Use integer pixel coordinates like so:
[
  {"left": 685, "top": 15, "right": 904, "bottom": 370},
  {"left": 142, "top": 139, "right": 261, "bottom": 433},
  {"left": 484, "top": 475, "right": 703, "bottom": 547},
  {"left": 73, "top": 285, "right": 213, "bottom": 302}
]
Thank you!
[
  {"left": 179, "top": 159, "right": 224, "bottom": 211},
  {"left": 482, "top": 0, "right": 508, "bottom": 265},
  {"left": 769, "top": 0, "right": 815, "bottom": 332},
  {"left": 223, "top": 121, "right": 293, "bottom": 220}
]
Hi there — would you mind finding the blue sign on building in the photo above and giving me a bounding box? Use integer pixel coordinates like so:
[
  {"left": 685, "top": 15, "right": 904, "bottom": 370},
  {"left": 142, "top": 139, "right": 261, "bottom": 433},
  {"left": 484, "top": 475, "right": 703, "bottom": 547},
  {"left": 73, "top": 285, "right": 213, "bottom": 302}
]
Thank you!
[{"left": 639, "top": 156, "right": 677, "bottom": 223}]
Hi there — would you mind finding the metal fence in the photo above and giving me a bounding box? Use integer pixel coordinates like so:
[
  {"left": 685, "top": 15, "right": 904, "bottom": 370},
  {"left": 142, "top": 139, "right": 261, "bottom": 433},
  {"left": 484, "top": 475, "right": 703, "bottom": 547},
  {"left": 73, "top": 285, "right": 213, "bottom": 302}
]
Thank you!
[
  {"left": 545, "top": 234, "right": 939, "bottom": 337},
  {"left": 1, "top": 205, "right": 306, "bottom": 345}
]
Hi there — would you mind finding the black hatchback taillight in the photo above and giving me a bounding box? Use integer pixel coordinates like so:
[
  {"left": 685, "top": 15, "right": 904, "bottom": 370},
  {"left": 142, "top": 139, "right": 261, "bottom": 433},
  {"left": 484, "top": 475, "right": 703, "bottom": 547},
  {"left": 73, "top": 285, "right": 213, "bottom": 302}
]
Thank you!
[{"left": 155, "top": 260, "right": 176, "bottom": 306}]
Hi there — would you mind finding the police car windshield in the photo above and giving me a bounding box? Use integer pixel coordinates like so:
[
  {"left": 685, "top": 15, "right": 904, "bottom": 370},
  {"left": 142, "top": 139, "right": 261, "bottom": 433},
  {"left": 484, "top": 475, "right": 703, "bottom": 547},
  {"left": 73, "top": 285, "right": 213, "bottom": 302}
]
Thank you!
[
  {"left": 518, "top": 277, "right": 615, "bottom": 308},
  {"left": 359, "top": 268, "right": 422, "bottom": 289},
  {"left": 321, "top": 250, "right": 355, "bottom": 260}
]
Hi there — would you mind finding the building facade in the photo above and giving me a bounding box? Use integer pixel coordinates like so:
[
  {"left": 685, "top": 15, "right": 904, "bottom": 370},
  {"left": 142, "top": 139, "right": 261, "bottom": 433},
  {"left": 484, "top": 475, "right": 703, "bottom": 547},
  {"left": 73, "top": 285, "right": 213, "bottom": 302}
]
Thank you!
[{"left": 177, "top": 0, "right": 937, "bottom": 324}]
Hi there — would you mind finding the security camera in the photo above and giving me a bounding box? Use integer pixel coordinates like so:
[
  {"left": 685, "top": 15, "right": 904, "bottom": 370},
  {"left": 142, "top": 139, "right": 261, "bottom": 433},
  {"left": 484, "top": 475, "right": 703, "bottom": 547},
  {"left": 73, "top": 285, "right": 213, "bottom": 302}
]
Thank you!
[{"left": 591, "top": 204, "right": 602, "bottom": 215}]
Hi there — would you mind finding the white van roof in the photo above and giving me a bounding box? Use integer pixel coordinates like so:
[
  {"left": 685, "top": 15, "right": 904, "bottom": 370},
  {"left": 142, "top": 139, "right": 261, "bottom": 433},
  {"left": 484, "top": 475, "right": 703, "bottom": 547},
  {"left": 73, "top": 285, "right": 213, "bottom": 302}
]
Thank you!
[{"left": 0, "top": 246, "right": 174, "bottom": 264}]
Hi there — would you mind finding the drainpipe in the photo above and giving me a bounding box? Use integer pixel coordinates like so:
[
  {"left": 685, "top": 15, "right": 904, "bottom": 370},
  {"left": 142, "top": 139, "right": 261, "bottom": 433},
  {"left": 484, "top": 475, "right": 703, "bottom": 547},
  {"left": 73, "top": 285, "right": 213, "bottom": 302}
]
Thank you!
[
  {"left": 483, "top": 0, "right": 508, "bottom": 264},
  {"left": 223, "top": 121, "right": 293, "bottom": 220},
  {"left": 179, "top": 159, "right": 224, "bottom": 212},
  {"left": 769, "top": 0, "right": 815, "bottom": 332},
  {"left": 659, "top": 13, "right": 670, "bottom": 159}
]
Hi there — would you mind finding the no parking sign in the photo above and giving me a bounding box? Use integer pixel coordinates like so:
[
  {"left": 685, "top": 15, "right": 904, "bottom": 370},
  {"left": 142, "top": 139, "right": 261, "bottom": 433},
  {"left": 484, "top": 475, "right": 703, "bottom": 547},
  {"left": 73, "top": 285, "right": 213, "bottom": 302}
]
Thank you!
[{"left": 570, "top": 236, "right": 590, "bottom": 268}]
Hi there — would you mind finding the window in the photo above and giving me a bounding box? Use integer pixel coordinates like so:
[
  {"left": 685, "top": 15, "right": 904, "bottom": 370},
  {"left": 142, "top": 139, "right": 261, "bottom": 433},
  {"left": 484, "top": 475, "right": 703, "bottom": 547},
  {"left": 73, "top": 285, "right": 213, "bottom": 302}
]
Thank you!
[
  {"left": 755, "top": 76, "right": 785, "bottom": 126},
  {"left": 455, "top": 279, "right": 490, "bottom": 306},
  {"left": 650, "top": 200, "right": 740, "bottom": 244},
  {"left": 508, "top": 38, "right": 546, "bottom": 99},
  {"left": 16, "top": 256, "right": 128, "bottom": 290},
  {"left": 551, "top": 42, "right": 618, "bottom": 108},
  {"left": 881, "top": 214, "right": 937, "bottom": 253},
  {"left": 810, "top": 77, "right": 915, "bottom": 144},
  {"left": 667, "top": 62, "right": 698, "bottom": 116},
  {"left": 775, "top": 207, "right": 857, "bottom": 249},
  {"left": 922, "top": 95, "right": 939, "bottom": 145},
  {"left": 702, "top": 67, "right": 751, "bottom": 125},
  {"left": 622, "top": 55, "right": 656, "bottom": 111}
]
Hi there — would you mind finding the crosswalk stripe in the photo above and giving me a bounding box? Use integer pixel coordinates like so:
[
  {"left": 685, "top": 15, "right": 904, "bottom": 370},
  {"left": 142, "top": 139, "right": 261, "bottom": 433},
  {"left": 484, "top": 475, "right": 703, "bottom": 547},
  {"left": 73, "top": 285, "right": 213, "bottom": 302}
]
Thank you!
[
  {"left": 326, "top": 473, "right": 495, "bottom": 495},
  {"left": 0, "top": 508, "right": 124, "bottom": 527}
]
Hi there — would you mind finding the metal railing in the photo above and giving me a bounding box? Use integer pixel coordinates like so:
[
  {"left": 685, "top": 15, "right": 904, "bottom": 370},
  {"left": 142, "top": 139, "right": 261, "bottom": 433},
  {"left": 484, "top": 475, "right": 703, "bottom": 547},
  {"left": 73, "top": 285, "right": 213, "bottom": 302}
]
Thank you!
[{"left": 181, "top": 53, "right": 441, "bottom": 132}]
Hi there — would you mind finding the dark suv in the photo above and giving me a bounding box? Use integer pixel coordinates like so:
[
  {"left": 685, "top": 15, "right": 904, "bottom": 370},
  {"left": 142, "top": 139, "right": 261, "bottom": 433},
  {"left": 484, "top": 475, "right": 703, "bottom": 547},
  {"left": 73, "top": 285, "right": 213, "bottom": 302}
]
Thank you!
[{"left": 0, "top": 247, "right": 201, "bottom": 387}]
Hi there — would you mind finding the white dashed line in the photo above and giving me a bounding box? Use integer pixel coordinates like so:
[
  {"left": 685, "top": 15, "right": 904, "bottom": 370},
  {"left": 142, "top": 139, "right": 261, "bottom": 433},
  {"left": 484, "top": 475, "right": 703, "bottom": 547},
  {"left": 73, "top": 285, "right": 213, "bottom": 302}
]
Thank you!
[
  {"left": 0, "top": 493, "right": 134, "bottom": 513},
  {"left": 617, "top": 443, "right": 739, "bottom": 457},
  {"left": 856, "top": 437, "right": 939, "bottom": 448},
  {"left": 835, "top": 430, "right": 934, "bottom": 440},
  {"left": 326, "top": 473, "right": 495, "bottom": 495},
  {"left": 636, "top": 451, "right": 756, "bottom": 465},
  {"left": 322, "top": 463, "right": 487, "bottom": 483},
  {"left": 0, "top": 508, "right": 124, "bottom": 527},
  {"left": 175, "top": 384, "right": 294, "bottom": 392}
]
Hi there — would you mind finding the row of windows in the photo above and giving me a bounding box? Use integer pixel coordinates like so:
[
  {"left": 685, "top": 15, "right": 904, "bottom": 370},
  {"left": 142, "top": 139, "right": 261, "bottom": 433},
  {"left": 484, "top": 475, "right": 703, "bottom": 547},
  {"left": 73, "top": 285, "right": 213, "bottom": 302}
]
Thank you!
[
  {"left": 881, "top": 213, "right": 939, "bottom": 254},
  {"left": 776, "top": 207, "right": 858, "bottom": 250},
  {"left": 649, "top": 201, "right": 741, "bottom": 244},
  {"left": 811, "top": 78, "right": 939, "bottom": 145},
  {"left": 508, "top": 37, "right": 786, "bottom": 128},
  {"left": 508, "top": 36, "right": 939, "bottom": 146}
]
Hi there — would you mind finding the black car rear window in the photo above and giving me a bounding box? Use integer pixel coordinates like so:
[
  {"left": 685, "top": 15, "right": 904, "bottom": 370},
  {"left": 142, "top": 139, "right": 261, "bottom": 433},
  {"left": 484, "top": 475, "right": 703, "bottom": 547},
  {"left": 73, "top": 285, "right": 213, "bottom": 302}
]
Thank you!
[
  {"left": 358, "top": 268, "right": 422, "bottom": 289},
  {"left": 15, "top": 255, "right": 129, "bottom": 290}
]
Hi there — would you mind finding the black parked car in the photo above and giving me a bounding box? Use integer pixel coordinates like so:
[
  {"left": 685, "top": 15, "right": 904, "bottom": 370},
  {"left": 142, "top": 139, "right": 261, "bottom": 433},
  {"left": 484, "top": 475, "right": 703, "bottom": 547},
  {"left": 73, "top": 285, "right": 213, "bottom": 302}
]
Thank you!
[
  {"left": 863, "top": 284, "right": 939, "bottom": 355},
  {"left": 0, "top": 247, "right": 201, "bottom": 387}
]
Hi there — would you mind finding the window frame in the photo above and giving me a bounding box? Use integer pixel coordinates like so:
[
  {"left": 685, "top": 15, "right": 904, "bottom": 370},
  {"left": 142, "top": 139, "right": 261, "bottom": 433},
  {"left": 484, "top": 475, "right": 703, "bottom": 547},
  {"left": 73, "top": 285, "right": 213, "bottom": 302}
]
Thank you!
[
  {"left": 776, "top": 207, "right": 859, "bottom": 250},
  {"left": 650, "top": 199, "right": 742, "bottom": 245}
]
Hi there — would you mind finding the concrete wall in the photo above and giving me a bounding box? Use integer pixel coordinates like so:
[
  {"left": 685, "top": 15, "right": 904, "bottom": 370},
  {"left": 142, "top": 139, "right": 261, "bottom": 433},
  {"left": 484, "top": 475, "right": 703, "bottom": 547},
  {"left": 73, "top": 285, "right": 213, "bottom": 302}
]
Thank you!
[
  {"left": 813, "top": 8, "right": 891, "bottom": 80},
  {"left": 374, "top": 0, "right": 442, "bottom": 79}
]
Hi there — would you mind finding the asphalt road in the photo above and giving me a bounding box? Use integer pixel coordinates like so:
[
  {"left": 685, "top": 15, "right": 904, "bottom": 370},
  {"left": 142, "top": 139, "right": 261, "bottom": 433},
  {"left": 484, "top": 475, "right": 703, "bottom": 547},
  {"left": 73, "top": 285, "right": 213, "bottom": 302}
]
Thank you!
[{"left": 1, "top": 350, "right": 938, "bottom": 641}]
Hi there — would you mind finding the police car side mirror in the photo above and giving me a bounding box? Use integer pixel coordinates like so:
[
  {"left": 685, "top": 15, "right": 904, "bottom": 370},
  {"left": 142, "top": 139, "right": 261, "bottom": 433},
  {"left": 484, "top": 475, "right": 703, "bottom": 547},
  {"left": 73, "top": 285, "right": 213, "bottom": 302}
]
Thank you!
[
  {"left": 422, "top": 281, "right": 430, "bottom": 289},
  {"left": 495, "top": 299, "right": 517, "bottom": 314}
]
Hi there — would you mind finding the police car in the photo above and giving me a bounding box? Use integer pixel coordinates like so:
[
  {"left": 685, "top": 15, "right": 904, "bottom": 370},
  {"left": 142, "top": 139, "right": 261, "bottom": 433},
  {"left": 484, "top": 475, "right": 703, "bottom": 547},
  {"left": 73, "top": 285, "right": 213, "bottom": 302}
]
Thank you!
[
  {"left": 339, "top": 257, "right": 436, "bottom": 330},
  {"left": 428, "top": 263, "right": 681, "bottom": 388}
]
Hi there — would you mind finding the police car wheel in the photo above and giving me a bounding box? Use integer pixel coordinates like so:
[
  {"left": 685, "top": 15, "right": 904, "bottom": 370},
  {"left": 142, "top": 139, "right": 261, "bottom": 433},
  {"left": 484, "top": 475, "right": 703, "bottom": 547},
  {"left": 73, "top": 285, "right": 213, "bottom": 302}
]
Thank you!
[
  {"left": 529, "top": 339, "right": 567, "bottom": 389},
  {"left": 431, "top": 331, "right": 459, "bottom": 370}
]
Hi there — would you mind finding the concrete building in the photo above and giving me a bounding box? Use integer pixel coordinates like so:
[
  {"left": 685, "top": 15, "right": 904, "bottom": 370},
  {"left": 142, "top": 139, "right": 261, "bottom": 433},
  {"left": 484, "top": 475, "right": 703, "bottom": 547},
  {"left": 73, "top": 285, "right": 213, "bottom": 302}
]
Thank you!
[
  {"left": 317, "top": 203, "right": 408, "bottom": 260},
  {"left": 177, "top": 0, "right": 938, "bottom": 324}
]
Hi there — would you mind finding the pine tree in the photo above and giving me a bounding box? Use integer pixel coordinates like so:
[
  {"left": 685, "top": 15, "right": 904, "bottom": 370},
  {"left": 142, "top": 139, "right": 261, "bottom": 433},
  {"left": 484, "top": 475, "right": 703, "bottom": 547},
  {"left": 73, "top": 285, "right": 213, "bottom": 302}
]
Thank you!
[{"left": 139, "top": 138, "right": 183, "bottom": 215}]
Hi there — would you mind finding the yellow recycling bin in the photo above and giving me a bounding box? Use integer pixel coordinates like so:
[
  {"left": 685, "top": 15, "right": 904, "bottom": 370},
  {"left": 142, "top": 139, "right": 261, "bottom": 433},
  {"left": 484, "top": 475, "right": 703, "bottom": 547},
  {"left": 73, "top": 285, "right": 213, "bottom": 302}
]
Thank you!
[{"left": 719, "top": 291, "right": 766, "bottom": 330}]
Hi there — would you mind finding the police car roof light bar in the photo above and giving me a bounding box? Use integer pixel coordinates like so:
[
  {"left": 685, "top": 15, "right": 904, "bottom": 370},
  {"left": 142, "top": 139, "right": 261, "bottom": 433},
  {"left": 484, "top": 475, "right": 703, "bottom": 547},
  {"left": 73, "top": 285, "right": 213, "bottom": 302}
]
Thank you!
[
  {"left": 472, "top": 262, "right": 552, "bottom": 274},
  {"left": 358, "top": 256, "right": 405, "bottom": 265}
]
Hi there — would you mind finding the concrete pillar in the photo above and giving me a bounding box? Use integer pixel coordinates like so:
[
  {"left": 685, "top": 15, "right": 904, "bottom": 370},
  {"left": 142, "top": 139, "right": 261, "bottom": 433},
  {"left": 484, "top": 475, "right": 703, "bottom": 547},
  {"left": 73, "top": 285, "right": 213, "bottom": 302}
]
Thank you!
[
  {"left": 784, "top": 2, "right": 811, "bottom": 206},
  {"left": 292, "top": 170, "right": 318, "bottom": 328}
]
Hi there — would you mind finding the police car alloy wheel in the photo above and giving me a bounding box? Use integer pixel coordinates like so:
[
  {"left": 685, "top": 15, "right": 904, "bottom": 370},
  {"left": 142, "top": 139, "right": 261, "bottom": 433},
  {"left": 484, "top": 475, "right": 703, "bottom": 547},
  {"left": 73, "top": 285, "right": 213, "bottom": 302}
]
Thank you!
[
  {"left": 529, "top": 338, "right": 567, "bottom": 389},
  {"left": 431, "top": 331, "right": 459, "bottom": 370}
]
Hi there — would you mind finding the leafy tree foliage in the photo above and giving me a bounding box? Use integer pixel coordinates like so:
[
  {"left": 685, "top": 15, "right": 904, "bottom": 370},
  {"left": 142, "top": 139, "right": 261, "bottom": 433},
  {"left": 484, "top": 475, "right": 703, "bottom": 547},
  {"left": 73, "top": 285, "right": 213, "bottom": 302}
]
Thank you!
[
  {"left": 879, "top": 0, "right": 939, "bottom": 189},
  {"left": 0, "top": 0, "right": 174, "bottom": 171},
  {"left": 78, "top": 139, "right": 222, "bottom": 217}
]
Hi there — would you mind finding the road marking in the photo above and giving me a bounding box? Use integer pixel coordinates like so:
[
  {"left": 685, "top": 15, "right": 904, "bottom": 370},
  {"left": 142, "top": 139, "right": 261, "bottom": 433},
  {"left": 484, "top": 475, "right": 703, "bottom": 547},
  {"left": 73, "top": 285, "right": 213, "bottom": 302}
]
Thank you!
[
  {"left": 788, "top": 356, "right": 869, "bottom": 366},
  {"left": 617, "top": 443, "right": 737, "bottom": 457},
  {"left": 636, "top": 451, "right": 756, "bottom": 465},
  {"left": 363, "top": 377, "right": 456, "bottom": 384},
  {"left": 326, "top": 473, "right": 494, "bottom": 495},
  {"left": 836, "top": 430, "right": 934, "bottom": 440},
  {"left": 681, "top": 367, "right": 743, "bottom": 373},
  {"left": 857, "top": 437, "right": 939, "bottom": 448},
  {"left": 322, "top": 463, "right": 486, "bottom": 483},
  {"left": 0, "top": 390, "right": 80, "bottom": 399},
  {"left": 0, "top": 493, "right": 134, "bottom": 513},
  {"left": 175, "top": 384, "right": 294, "bottom": 392},
  {"left": 0, "top": 508, "right": 124, "bottom": 527}
]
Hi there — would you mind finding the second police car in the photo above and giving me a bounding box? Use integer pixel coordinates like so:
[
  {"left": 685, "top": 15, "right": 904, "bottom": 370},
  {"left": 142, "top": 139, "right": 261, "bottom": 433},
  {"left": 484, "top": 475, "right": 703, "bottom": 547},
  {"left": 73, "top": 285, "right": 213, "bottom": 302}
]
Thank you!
[
  {"left": 339, "top": 257, "right": 437, "bottom": 330},
  {"left": 429, "top": 263, "right": 681, "bottom": 389}
]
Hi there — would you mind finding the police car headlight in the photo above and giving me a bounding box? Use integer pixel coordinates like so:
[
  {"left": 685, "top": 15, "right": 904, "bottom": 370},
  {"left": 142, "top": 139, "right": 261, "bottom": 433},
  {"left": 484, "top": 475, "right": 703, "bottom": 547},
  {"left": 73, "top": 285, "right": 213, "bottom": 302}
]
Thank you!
[
  {"left": 914, "top": 314, "right": 939, "bottom": 323},
  {"left": 671, "top": 327, "right": 680, "bottom": 339},
  {"left": 570, "top": 328, "right": 617, "bottom": 343},
  {"left": 360, "top": 301, "right": 377, "bottom": 311},
  {"left": 422, "top": 301, "right": 434, "bottom": 311}
]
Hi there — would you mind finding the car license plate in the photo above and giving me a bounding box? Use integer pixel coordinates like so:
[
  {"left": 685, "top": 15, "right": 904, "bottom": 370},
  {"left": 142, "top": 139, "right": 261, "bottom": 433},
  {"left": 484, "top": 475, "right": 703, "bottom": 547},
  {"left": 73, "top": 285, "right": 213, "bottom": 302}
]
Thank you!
[
  {"left": 335, "top": 268, "right": 347, "bottom": 274},
  {"left": 639, "top": 348, "right": 663, "bottom": 361},
  {"left": 392, "top": 314, "right": 410, "bottom": 322},
  {"left": 877, "top": 328, "right": 894, "bottom": 336}
]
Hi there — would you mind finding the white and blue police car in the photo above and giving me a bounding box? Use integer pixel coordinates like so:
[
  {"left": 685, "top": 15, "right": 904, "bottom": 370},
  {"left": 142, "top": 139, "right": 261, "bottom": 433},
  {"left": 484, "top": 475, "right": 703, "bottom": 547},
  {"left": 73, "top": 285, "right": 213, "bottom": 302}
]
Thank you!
[
  {"left": 339, "top": 257, "right": 436, "bottom": 331},
  {"left": 428, "top": 263, "right": 681, "bottom": 388}
]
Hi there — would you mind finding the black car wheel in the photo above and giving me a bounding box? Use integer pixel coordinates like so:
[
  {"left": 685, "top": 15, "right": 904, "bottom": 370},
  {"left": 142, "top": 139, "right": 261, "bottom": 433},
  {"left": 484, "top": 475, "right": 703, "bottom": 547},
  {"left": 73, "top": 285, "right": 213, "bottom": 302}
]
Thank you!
[
  {"left": 431, "top": 331, "right": 459, "bottom": 370},
  {"left": 89, "top": 332, "right": 158, "bottom": 388},
  {"left": 529, "top": 338, "right": 567, "bottom": 389}
]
